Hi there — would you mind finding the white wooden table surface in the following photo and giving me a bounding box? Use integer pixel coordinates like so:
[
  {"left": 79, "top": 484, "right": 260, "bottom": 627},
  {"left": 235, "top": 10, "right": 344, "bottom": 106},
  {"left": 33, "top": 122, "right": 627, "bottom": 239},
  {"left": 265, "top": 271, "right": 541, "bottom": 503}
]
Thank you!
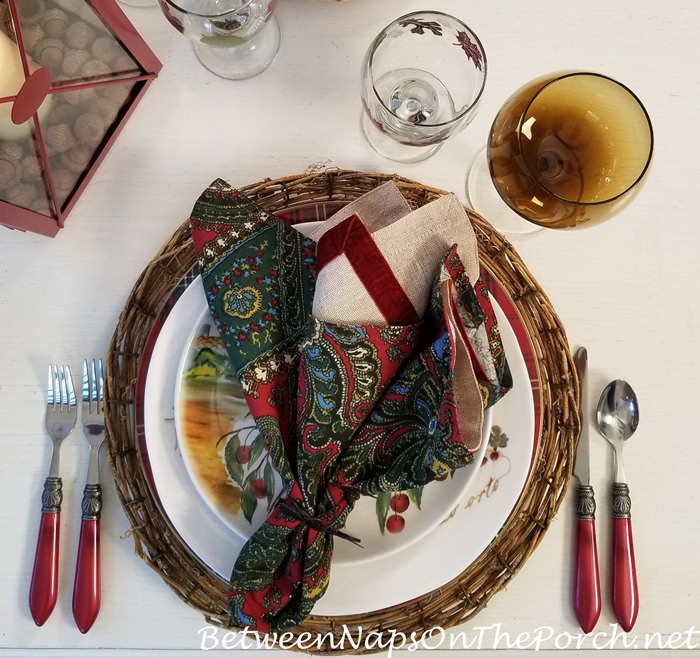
[{"left": 1, "top": 0, "right": 699, "bottom": 655}]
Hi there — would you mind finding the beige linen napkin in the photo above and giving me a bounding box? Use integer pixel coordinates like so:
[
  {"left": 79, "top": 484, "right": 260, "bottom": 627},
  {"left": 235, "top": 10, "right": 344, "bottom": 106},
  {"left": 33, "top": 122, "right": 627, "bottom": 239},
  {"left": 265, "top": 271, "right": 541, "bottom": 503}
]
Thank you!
[
  {"left": 301, "top": 183, "right": 485, "bottom": 450},
  {"left": 310, "top": 187, "right": 480, "bottom": 323}
]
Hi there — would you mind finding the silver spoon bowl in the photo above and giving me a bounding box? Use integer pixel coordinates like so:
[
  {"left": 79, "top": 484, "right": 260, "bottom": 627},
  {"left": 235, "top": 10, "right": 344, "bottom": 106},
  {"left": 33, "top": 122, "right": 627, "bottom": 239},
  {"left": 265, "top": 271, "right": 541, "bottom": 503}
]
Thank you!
[{"left": 596, "top": 379, "right": 639, "bottom": 482}]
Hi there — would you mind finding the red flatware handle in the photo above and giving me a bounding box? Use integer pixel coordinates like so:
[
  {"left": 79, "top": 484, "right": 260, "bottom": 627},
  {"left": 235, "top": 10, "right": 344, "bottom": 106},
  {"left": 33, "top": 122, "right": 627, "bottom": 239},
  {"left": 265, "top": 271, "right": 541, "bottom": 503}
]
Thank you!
[
  {"left": 612, "top": 482, "right": 638, "bottom": 631},
  {"left": 29, "top": 477, "right": 63, "bottom": 626},
  {"left": 72, "top": 484, "right": 102, "bottom": 633},
  {"left": 573, "top": 484, "right": 601, "bottom": 633}
]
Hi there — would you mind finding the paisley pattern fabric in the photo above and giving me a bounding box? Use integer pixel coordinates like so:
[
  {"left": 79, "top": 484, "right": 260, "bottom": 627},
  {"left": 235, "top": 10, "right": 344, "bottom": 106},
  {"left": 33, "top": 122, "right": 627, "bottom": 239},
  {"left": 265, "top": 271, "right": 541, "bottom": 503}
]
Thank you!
[{"left": 190, "top": 179, "right": 512, "bottom": 632}]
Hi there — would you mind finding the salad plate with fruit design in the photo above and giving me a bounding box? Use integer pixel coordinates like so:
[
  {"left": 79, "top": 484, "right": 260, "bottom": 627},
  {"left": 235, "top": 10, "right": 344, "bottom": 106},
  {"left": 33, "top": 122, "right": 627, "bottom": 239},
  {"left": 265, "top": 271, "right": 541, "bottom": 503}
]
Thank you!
[
  {"left": 174, "top": 289, "right": 492, "bottom": 564},
  {"left": 174, "top": 306, "right": 283, "bottom": 540}
]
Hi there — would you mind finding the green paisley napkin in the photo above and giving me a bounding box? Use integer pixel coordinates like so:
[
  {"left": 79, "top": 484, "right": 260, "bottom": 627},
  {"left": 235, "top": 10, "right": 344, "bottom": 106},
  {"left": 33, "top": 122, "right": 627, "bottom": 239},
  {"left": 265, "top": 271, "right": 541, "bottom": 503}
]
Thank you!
[{"left": 190, "top": 179, "right": 512, "bottom": 632}]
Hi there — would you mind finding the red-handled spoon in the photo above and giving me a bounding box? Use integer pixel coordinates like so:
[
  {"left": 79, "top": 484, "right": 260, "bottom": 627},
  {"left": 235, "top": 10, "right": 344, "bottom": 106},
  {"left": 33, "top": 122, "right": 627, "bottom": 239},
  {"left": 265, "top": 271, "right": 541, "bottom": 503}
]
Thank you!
[{"left": 596, "top": 379, "right": 640, "bottom": 632}]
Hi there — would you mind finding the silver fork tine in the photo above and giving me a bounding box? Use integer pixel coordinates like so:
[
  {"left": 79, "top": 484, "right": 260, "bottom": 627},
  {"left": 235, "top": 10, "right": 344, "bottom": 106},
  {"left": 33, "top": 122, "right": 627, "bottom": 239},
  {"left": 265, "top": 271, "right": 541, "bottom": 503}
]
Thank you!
[
  {"left": 59, "top": 366, "right": 67, "bottom": 412},
  {"left": 82, "top": 359, "right": 90, "bottom": 413},
  {"left": 52, "top": 365, "right": 59, "bottom": 411},
  {"left": 98, "top": 359, "right": 104, "bottom": 410},
  {"left": 90, "top": 359, "right": 98, "bottom": 407},
  {"left": 47, "top": 365, "right": 54, "bottom": 407},
  {"left": 65, "top": 365, "right": 76, "bottom": 410},
  {"left": 53, "top": 365, "right": 60, "bottom": 411}
]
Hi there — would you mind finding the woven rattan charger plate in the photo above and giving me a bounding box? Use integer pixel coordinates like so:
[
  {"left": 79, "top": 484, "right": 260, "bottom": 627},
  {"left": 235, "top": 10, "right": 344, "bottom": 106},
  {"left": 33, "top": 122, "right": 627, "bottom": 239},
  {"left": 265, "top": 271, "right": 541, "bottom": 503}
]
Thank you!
[{"left": 105, "top": 169, "right": 580, "bottom": 653}]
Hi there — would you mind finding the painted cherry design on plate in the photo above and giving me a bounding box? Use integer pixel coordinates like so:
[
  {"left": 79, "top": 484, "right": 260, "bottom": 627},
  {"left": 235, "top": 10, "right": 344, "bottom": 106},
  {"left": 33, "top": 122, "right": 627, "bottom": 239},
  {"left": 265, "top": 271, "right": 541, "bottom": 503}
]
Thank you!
[
  {"left": 386, "top": 514, "right": 405, "bottom": 533},
  {"left": 235, "top": 446, "right": 251, "bottom": 464},
  {"left": 390, "top": 493, "right": 409, "bottom": 513},
  {"left": 482, "top": 446, "right": 502, "bottom": 466},
  {"left": 250, "top": 478, "right": 267, "bottom": 499}
]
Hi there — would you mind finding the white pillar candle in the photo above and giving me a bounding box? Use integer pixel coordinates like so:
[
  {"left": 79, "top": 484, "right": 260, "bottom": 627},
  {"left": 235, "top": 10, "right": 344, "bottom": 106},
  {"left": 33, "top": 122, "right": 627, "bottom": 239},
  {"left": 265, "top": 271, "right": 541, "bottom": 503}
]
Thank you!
[{"left": 0, "top": 30, "right": 53, "bottom": 142}]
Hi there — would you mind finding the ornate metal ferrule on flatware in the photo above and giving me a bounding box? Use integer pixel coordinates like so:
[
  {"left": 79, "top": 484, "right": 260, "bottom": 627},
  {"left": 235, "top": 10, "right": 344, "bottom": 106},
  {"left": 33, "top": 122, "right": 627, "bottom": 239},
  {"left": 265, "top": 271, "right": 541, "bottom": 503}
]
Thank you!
[
  {"left": 575, "top": 483, "right": 596, "bottom": 521},
  {"left": 80, "top": 484, "right": 103, "bottom": 521},
  {"left": 612, "top": 482, "right": 631, "bottom": 519},
  {"left": 41, "top": 476, "right": 63, "bottom": 514}
]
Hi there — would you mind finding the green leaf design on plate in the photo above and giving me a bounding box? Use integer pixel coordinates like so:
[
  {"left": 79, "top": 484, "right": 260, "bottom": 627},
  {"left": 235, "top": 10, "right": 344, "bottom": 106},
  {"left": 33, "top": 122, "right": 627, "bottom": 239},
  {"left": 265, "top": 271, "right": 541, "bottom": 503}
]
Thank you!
[
  {"left": 240, "top": 484, "right": 257, "bottom": 524},
  {"left": 376, "top": 492, "right": 391, "bottom": 535},
  {"left": 489, "top": 425, "right": 509, "bottom": 449},
  {"left": 263, "top": 460, "right": 275, "bottom": 509},
  {"left": 407, "top": 487, "right": 423, "bottom": 510},
  {"left": 224, "top": 432, "right": 244, "bottom": 485},
  {"left": 248, "top": 431, "right": 266, "bottom": 468}
]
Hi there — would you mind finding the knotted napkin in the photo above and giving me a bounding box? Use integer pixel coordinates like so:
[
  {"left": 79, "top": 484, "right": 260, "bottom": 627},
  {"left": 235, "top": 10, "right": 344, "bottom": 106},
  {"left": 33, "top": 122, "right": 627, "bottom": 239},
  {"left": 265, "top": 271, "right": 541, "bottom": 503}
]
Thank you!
[{"left": 189, "top": 179, "right": 512, "bottom": 632}]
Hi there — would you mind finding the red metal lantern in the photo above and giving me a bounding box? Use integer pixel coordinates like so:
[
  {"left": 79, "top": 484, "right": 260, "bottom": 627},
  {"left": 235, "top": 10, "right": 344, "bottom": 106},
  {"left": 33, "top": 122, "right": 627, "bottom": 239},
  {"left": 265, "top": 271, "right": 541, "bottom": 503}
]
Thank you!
[{"left": 0, "top": 0, "right": 161, "bottom": 236}]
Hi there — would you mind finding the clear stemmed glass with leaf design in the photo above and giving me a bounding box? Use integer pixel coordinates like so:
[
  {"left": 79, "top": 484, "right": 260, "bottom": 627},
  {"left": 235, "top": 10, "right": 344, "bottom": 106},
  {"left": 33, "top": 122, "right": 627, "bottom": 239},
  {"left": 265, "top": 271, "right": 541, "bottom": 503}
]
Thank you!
[
  {"left": 158, "top": 0, "right": 280, "bottom": 80},
  {"left": 360, "top": 11, "right": 487, "bottom": 163}
]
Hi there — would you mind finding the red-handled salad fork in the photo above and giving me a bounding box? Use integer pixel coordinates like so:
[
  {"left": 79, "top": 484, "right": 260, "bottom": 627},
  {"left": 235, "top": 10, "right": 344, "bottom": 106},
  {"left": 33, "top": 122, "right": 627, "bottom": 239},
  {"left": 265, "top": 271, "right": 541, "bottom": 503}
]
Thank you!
[
  {"left": 30, "top": 365, "right": 77, "bottom": 626},
  {"left": 72, "top": 359, "right": 105, "bottom": 634}
]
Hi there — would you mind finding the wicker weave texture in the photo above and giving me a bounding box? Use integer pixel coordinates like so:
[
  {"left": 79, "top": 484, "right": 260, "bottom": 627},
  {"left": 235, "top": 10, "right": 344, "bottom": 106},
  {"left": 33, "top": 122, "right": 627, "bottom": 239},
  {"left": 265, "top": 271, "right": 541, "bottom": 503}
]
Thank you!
[{"left": 105, "top": 169, "right": 579, "bottom": 654}]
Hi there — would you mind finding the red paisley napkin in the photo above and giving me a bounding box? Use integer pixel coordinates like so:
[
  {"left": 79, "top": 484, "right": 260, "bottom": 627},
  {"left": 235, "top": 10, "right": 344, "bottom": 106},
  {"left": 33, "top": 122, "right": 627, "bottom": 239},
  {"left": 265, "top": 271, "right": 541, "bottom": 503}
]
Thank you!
[{"left": 189, "top": 179, "right": 512, "bottom": 631}]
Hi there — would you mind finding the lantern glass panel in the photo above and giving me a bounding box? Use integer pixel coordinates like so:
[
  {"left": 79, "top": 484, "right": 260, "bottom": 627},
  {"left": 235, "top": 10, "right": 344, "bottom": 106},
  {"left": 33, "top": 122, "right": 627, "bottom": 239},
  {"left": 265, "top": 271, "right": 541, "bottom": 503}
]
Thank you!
[
  {"left": 0, "top": 116, "right": 56, "bottom": 217},
  {"left": 13, "top": 0, "right": 146, "bottom": 87},
  {"left": 47, "top": 80, "right": 142, "bottom": 208}
]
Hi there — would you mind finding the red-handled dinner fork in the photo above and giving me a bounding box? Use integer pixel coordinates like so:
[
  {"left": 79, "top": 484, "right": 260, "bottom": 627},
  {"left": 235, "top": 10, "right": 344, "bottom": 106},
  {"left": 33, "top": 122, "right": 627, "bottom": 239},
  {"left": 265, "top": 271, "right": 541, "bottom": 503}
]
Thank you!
[
  {"left": 72, "top": 359, "right": 105, "bottom": 633},
  {"left": 30, "top": 365, "right": 77, "bottom": 626}
]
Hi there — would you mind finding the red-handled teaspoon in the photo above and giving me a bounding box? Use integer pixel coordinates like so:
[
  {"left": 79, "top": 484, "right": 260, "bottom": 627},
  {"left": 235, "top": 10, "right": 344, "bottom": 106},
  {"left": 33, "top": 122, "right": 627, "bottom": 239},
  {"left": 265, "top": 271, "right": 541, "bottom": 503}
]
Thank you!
[{"left": 596, "top": 379, "right": 640, "bottom": 632}]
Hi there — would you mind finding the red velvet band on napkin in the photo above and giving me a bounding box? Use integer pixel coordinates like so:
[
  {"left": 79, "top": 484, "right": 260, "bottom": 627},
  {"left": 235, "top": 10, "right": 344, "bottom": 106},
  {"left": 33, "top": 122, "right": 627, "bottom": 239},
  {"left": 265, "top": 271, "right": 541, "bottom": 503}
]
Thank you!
[{"left": 316, "top": 214, "right": 420, "bottom": 325}]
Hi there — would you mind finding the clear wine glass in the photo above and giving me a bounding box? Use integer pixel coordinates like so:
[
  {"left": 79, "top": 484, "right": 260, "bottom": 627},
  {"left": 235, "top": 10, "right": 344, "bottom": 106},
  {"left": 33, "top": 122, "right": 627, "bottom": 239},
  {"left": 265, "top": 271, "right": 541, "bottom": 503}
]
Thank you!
[
  {"left": 360, "top": 11, "right": 487, "bottom": 163},
  {"left": 467, "top": 72, "right": 653, "bottom": 233},
  {"left": 158, "top": 0, "right": 280, "bottom": 80}
]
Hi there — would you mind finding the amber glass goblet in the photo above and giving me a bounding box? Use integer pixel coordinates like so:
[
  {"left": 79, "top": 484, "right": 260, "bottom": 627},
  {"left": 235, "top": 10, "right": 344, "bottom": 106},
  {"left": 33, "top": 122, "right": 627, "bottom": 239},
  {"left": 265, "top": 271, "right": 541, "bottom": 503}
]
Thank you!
[{"left": 468, "top": 72, "right": 653, "bottom": 234}]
